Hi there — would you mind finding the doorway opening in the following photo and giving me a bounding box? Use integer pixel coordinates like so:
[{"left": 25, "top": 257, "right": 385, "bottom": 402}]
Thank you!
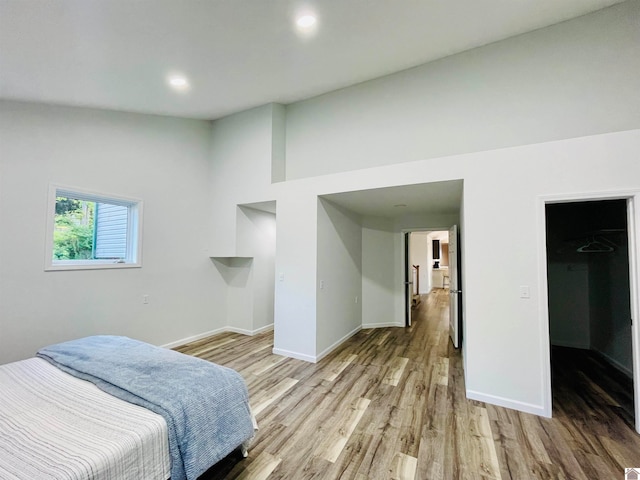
[
  {"left": 405, "top": 230, "right": 450, "bottom": 319},
  {"left": 404, "top": 227, "right": 462, "bottom": 348},
  {"left": 545, "top": 198, "right": 637, "bottom": 430}
]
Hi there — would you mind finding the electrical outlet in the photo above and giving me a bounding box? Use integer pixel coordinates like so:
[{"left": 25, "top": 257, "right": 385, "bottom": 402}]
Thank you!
[{"left": 143, "top": 294, "right": 149, "bottom": 304}]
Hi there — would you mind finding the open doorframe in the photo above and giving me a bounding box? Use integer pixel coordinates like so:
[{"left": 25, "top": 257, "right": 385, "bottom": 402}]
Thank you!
[
  {"left": 537, "top": 190, "right": 640, "bottom": 434},
  {"left": 401, "top": 227, "right": 461, "bottom": 336}
]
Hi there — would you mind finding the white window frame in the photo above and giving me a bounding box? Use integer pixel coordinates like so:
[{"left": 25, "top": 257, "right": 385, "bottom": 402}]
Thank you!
[{"left": 45, "top": 184, "right": 143, "bottom": 271}]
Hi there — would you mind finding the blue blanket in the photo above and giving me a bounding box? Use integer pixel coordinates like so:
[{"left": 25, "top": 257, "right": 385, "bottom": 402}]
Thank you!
[{"left": 37, "top": 336, "right": 255, "bottom": 480}]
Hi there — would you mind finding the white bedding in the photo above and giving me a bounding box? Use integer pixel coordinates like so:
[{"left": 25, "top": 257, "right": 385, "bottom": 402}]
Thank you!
[{"left": 0, "top": 358, "right": 170, "bottom": 480}]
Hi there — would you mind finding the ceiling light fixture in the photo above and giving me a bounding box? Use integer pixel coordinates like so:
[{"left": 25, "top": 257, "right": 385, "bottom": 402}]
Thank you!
[
  {"left": 167, "top": 75, "right": 190, "bottom": 91},
  {"left": 294, "top": 11, "right": 318, "bottom": 38},
  {"left": 296, "top": 14, "right": 317, "bottom": 29},
  {"left": 394, "top": 204, "right": 408, "bottom": 208}
]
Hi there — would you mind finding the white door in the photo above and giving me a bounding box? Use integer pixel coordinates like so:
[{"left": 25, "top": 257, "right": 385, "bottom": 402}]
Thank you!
[{"left": 449, "top": 225, "right": 460, "bottom": 348}]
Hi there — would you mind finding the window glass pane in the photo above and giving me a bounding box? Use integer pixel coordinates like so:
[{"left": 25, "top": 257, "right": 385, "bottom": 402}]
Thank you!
[
  {"left": 53, "top": 197, "right": 96, "bottom": 260},
  {"left": 53, "top": 197, "right": 128, "bottom": 261},
  {"left": 94, "top": 203, "right": 128, "bottom": 259}
]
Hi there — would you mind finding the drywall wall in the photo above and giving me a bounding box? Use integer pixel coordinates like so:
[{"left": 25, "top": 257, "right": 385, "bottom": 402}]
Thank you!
[
  {"left": 236, "top": 206, "right": 277, "bottom": 333},
  {"left": 547, "top": 262, "right": 591, "bottom": 348},
  {"left": 212, "top": 257, "right": 253, "bottom": 333},
  {"left": 409, "top": 232, "right": 430, "bottom": 295},
  {"left": 362, "top": 217, "right": 396, "bottom": 327},
  {"left": 285, "top": 0, "right": 640, "bottom": 179},
  {"left": 272, "top": 190, "right": 318, "bottom": 361},
  {"left": 425, "top": 233, "right": 435, "bottom": 292},
  {"left": 459, "top": 132, "right": 640, "bottom": 414},
  {"left": 0, "top": 100, "right": 223, "bottom": 363},
  {"left": 316, "top": 199, "right": 363, "bottom": 357},
  {"left": 268, "top": 128, "right": 639, "bottom": 414},
  {"left": 589, "top": 234, "right": 633, "bottom": 376},
  {"left": 205, "top": 104, "right": 319, "bottom": 361},
  {"left": 208, "top": 104, "right": 276, "bottom": 256}
]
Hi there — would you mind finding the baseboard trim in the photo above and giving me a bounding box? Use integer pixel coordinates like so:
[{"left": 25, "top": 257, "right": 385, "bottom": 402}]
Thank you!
[
  {"left": 254, "top": 323, "right": 275, "bottom": 334},
  {"left": 272, "top": 326, "right": 361, "bottom": 364},
  {"left": 226, "top": 323, "right": 274, "bottom": 336},
  {"left": 466, "top": 390, "right": 548, "bottom": 417},
  {"left": 594, "top": 350, "right": 633, "bottom": 378},
  {"left": 161, "top": 327, "right": 227, "bottom": 349},
  {"left": 315, "top": 326, "right": 362, "bottom": 363},
  {"left": 551, "top": 343, "right": 634, "bottom": 378},
  {"left": 362, "top": 322, "right": 404, "bottom": 329},
  {"left": 272, "top": 348, "right": 317, "bottom": 363},
  {"left": 163, "top": 324, "right": 274, "bottom": 349}
]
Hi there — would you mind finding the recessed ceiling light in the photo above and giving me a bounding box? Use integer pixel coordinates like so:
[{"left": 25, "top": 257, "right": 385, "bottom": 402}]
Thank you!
[
  {"left": 296, "top": 14, "right": 317, "bottom": 29},
  {"left": 167, "top": 75, "right": 190, "bottom": 91}
]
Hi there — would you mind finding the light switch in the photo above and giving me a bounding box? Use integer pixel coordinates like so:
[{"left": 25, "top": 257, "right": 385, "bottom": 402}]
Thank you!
[{"left": 519, "top": 285, "right": 530, "bottom": 299}]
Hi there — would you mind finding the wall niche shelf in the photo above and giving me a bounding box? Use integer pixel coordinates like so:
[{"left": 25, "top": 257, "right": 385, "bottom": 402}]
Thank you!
[{"left": 210, "top": 256, "right": 253, "bottom": 268}]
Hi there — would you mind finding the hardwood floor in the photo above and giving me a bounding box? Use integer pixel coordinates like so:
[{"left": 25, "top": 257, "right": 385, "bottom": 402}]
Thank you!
[{"left": 176, "top": 289, "right": 640, "bottom": 479}]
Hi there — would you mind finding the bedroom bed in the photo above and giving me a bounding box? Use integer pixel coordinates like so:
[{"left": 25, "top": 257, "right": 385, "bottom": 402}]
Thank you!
[{"left": 0, "top": 336, "right": 256, "bottom": 480}]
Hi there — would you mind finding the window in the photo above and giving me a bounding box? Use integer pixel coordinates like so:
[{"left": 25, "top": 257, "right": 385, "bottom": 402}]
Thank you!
[{"left": 45, "top": 185, "right": 143, "bottom": 271}]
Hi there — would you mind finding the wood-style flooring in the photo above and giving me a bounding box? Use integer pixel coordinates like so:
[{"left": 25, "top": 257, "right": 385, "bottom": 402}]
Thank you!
[{"left": 175, "top": 289, "right": 640, "bottom": 479}]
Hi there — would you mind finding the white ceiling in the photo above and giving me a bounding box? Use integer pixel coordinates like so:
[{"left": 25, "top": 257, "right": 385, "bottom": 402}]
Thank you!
[
  {"left": 321, "top": 180, "right": 463, "bottom": 219},
  {"left": 0, "top": 0, "right": 625, "bottom": 120}
]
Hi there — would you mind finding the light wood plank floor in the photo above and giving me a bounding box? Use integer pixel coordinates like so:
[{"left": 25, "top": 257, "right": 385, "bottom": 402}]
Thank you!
[{"left": 175, "top": 289, "right": 640, "bottom": 479}]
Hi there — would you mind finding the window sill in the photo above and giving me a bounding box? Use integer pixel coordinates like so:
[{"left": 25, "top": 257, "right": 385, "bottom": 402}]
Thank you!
[{"left": 45, "top": 262, "right": 142, "bottom": 272}]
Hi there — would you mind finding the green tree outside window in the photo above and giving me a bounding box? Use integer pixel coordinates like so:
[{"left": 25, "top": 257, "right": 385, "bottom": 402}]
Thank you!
[{"left": 53, "top": 197, "right": 95, "bottom": 260}]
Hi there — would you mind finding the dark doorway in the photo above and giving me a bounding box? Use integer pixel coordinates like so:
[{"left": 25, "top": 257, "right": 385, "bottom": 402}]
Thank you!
[{"left": 546, "top": 199, "right": 634, "bottom": 425}]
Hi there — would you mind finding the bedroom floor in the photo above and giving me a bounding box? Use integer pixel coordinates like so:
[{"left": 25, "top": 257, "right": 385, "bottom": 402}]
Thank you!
[{"left": 176, "top": 289, "right": 640, "bottom": 479}]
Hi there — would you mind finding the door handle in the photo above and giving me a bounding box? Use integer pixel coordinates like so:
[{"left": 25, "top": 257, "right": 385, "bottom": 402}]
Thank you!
[{"left": 450, "top": 289, "right": 461, "bottom": 294}]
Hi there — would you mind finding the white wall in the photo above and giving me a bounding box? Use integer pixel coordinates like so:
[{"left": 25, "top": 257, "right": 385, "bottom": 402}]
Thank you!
[
  {"left": 267, "top": 128, "right": 640, "bottom": 414},
  {"left": 409, "top": 232, "right": 430, "bottom": 295},
  {"left": 426, "top": 233, "right": 434, "bottom": 292},
  {"left": 236, "top": 206, "right": 277, "bottom": 333},
  {"left": 362, "top": 217, "right": 396, "bottom": 328},
  {"left": 208, "top": 104, "right": 276, "bottom": 256},
  {"left": 459, "top": 133, "right": 640, "bottom": 414},
  {"left": 316, "top": 199, "right": 362, "bottom": 357},
  {"left": 212, "top": 257, "right": 253, "bottom": 333},
  {"left": 0, "top": 100, "right": 224, "bottom": 363},
  {"left": 285, "top": 0, "right": 640, "bottom": 180},
  {"left": 272, "top": 190, "right": 318, "bottom": 361}
]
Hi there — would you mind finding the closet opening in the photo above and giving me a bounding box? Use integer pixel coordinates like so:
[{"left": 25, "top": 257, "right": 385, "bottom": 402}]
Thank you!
[{"left": 546, "top": 198, "right": 635, "bottom": 429}]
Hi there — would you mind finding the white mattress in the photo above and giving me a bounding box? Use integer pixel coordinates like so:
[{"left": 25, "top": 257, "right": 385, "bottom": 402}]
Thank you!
[{"left": 0, "top": 358, "right": 170, "bottom": 480}]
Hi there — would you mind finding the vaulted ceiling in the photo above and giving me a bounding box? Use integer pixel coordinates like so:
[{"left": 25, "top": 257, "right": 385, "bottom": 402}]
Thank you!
[{"left": 0, "top": 0, "right": 625, "bottom": 120}]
